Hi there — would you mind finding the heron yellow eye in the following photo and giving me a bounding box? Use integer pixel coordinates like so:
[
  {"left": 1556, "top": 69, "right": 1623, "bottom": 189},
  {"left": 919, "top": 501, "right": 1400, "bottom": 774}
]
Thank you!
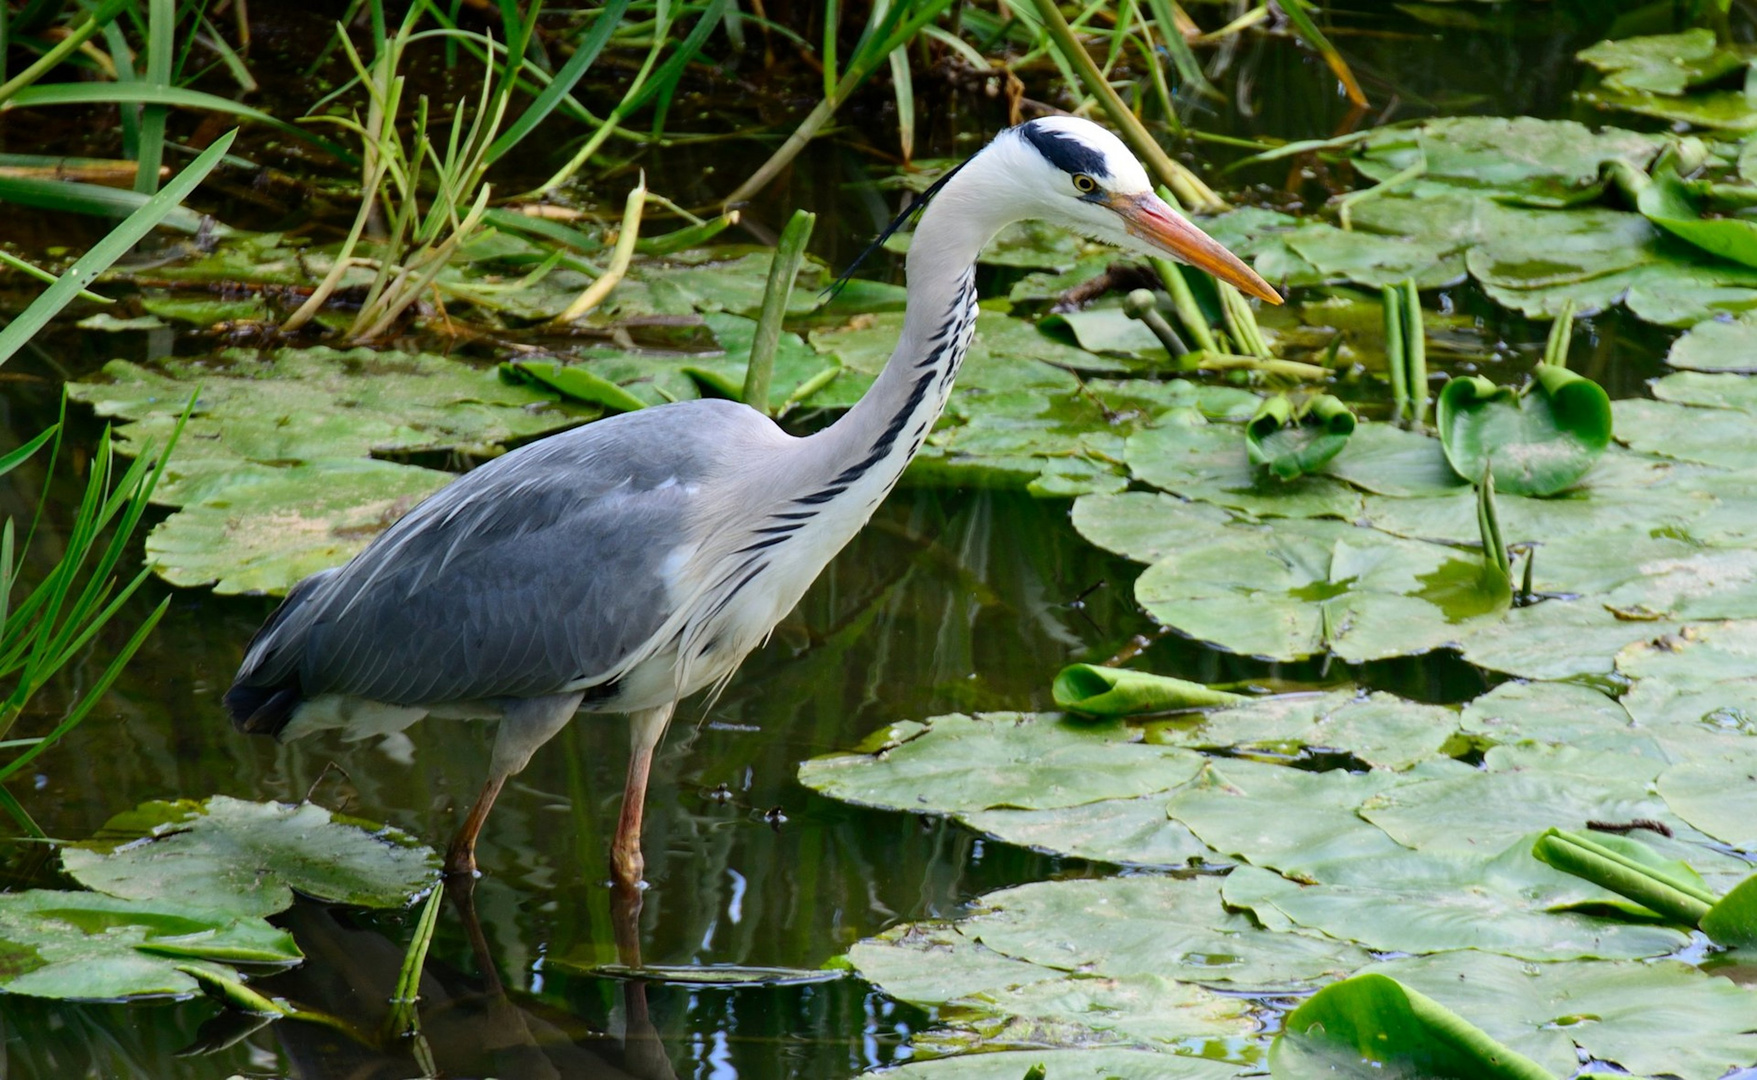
[{"left": 1072, "top": 173, "right": 1098, "bottom": 194}]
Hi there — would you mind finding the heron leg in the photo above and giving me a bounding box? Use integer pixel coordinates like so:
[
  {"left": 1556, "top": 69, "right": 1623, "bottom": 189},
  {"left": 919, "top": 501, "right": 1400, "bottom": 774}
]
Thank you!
[
  {"left": 445, "top": 691, "right": 583, "bottom": 877},
  {"left": 611, "top": 703, "right": 675, "bottom": 888}
]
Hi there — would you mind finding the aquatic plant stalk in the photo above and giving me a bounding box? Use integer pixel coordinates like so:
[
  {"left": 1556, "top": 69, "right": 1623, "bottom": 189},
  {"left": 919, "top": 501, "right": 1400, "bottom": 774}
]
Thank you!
[
  {"left": 1476, "top": 464, "right": 1511, "bottom": 586},
  {"left": 386, "top": 884, "right": 444, "bottom": 1036},
  {"left": 1220, "top": 283, "right": 1270, "bottom": 358},
  {"left": 1381, "top": 283, "right": 1408, "bottom": 423},
  {"left": 1025, "top": 0, "right": 1223, "bottom": 212},
  {"left": 745, "top": 208, "right": 817, "bottom": 415},
  {"left": 554, "top": 174, "right": 647, "bottom": 324},
  {"left": 1401, "top": 279, "right": 1427, "bottom": 427},
  {"left": 1123, "top": 287, "right": 1190, "bottom": 356},
  {"left": 1275, "top": 0, "right": 1366, "bottom": 107},
  {"left": 1544, "top": 300, "right": 1576, "bottom": 368}
]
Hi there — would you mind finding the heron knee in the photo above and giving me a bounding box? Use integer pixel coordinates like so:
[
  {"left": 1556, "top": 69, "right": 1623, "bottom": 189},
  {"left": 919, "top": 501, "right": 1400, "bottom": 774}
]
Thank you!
[{"left": 488, "top": 692, "right": 584, "bottom": 778}]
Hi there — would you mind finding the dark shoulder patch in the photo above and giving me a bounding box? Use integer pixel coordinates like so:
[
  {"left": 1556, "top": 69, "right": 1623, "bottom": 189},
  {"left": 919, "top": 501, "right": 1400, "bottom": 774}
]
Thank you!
[{"left": 1018, "top": 120, "right": 1110, "bottom": 179}]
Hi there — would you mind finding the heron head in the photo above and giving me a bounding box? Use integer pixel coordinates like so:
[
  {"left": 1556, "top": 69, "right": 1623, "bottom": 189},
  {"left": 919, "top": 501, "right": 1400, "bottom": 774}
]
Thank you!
[{"left": 1007, "top": 116, "right": 1281, "bottom": 305}]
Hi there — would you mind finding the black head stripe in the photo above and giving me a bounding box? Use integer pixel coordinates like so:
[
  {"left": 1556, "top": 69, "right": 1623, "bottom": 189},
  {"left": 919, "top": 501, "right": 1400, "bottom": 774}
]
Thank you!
[
  {"left": 1018, "top": 119, "right": 1111, "bottom": 180},
  {"left": 825, "top": 156, "right": 974, "bottom": 300}
]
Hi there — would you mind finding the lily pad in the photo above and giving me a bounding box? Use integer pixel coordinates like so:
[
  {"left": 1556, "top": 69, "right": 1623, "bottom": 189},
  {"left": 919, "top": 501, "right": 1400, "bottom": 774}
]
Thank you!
[
  {"left": 61, "top": 796, "right": 440, "bottom": 918},
  {"left": 1578, "top": 30, "right": 1745, "bottom": 97},
  {"left": 1112, "top": 510, "right": 1506, "bottom": 662},
  {"left": 1359, "top": 749, "right": 1701, "bottom": 854},
  {"left": 963, "top": 874, "right": 1371, "bottom": 992},
  {"left": 795, "top": 712, "right": 1206, "bottom": 815},
  {"left": 68, "top": 346, "right": 575, "bottom": 477},
  {"left": 1435, "top": 366, "right": 1612, "bottom": 495},
  {"left": 1616, "top": 621, "right": 1757, "bottom": 744},
  {"left": 1246, "top": 395, "right": 1356, "bottom": 481},
  {"left": 1149, "top": 690, "right": 1460, "bottom": 771},
  {"left": 1161, "top": 756, "right": 1412, "bottom": 878},
  {"left": 1359, "top": 950, "right": 1757, "bottom": 1080},
  {"left": 857, "top": 1049, "right": 1246, "bottom": 1079},
  {"left": 1354, "top": 116, "right": 1661, "bottom": 206},
  {"left": 958, "top": 797, "right": 1217, "bottom": 869},
  {"left": 143, "top": 458, "right": 451, "bottom": 595},
  {"left": 1127, "top": 410, "right": 1363, "bottom": 520},
  {"left": 1657, "top": 760, "right": 1757, "bottom": 853},
  {"left": 1223, "top": 840, "right": 1691, "bottom": 961},
  {"left": 1271, "top": 971, "right": 1552, "bottom": 1080},
  {"left": 0, "top": 891, "right": 299, "bottom": 1001}
]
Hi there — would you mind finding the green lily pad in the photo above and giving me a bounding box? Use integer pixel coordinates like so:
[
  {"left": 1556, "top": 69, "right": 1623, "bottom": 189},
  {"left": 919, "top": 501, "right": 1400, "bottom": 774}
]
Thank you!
[
  {"left": 846, "top": 922, "right": 1060, "bottom": 1009},
  {"left": 1636, "top": 158, "right": 1757, "bottom": 270},
  {"left": 1359, "top": 749, "right": 1701, "bottom": 854},
  {"left": 1459, "top": 680, "right": 1637, "bottom": 748},
  {"left": 795, "top": 712, "right": 1206, "bottom": 815},
  {"left": 1161, "top": 756, "right": 1412, "bottom": 878},
  {"left": 1271, "top": 971, "right": 1552, "bottom": 1080},
  {"left": 68, "top": 347, "right": 575, "bottom": 477},
  {"left": 143, "top": 458, "right": 451, "bottom": 595},
  {"left": 856, "top": 1049, "right": 1246, "bottom": 1079},
  {"left": 963, "top": 875, "right": 1371, "bottom": 992},
  {"left": 1246, "top": 395, "right": 1356, "bottom": 481},
  {"left": 1105, "top": 509, "right": 1506, "bottom": 662},
  {"left": 958, "top": 797, "right": 1217, "bottom": 869},
  {"left": 1702, "top": 875, "right": 1757, "bottom": 948},
  {"left": 1657, "top": 760, "right": 1757, "bottom": 853},
  {"left": 1616, "top": 621, "right": 1757, "bottom": 748},
  {"left": 1127, "top": 410, "right": 1363, "bottom": 520},
  {"left": 0, "top": 891, "right": 299, "bottom": 1001},
  {"left": 1224, "top": 839, "right": 1691, "bottom": 961},
  {"left": 1321, "top": 421, "right": 1463, "bottom": 497},
  {"left": 946, "top": 972, "right": 1256, "bottom": 1052},
  {"left": 1360, "top": 951, "right": 1757, "bottom": 1080},
  {"left": 1578, "top": 30, "right": 1745, "bottom": 96},
  {"left": 1435, "top": 366, "right": 1612, "bottom": 495},
  {"left": 1354, "top": 116, "right": 1661, "bottom": 206},
  {"left": 61, "top": 796, "right": 440, "bottom": 919},
  {"left": 1281, "top": 223, "right": 1467, "bottom": 289},
  {"left": 1149, "top": 690, "right": 1460, "bottom": 771}
]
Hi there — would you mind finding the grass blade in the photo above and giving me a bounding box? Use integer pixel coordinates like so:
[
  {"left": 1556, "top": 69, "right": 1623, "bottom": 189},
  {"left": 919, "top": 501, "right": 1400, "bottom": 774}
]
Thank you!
[
  {"left": 0, "top": 128, "right": 235, "bottom": 368},
  {"left": 484, "top": 0, "right": 628, "bottom": 165}
]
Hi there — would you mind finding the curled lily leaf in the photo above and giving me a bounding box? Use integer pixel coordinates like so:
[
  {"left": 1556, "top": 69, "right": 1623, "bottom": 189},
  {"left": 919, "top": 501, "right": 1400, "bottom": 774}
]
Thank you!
[
  {"left": 1246, "top": 394, "right": 1357, "bottom": 480},
  {"left": 1051, "top": 663, "right": 1248, "bottom": 717},
  {"left": 1273, "top": 972, "right": 1556, "bottom": 1080},
  {"left": 1436, "top": 365, "right": 1611, "bottom": 496}
]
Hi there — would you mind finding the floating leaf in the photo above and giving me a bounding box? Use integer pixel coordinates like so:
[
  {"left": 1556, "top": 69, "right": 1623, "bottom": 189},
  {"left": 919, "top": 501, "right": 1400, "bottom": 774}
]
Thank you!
[
  {"left": 960, "top": 875, "right": 1370, "bottom": 991},
  {"left": 61, "top": 796, "right": 440, "bottom": 919},
  {"left": 1578, "top": 30, "right": 1744, "bottom": 96},
  {"left": 1271, "top": 972, "right": 1553, "bottom": 1080},
  {"left": 0, "top": 891, "right": 299, "bottom": 1001},
  {"left": 1361, "top": 951, "right": 1757, "bottom": 1080},
  {"left": 1657, "top": 760, "right": 1757, "bottom": 853},
  {"left": 500, "top": 359, "right": 651, "bottom": 413},
  {"left": 796, "top": 712, "right": 1206, "bottom": 815},
  {"left": 1436, "top": 366, "right": 1611, "bottom": 495},
  {"left": 143, "top": 459, "right": 450, "bottom": 595},
  {"left": 1224, "top": 839, "right": 1690, "bottom": 962},
  {"left": 1127, "top": 410, "right": 1363, "bottom": 520},
  {"left": 1666, "top": 314, "right": 1757, "bottom": 373},
  {"left": 1050, "top": 664, "right": 1248, "bottom": 716},
  {"left": 1702, "top": 875, "right": 1757, "bottom": 948},
  {"left": 856, "top": 1049, "right": 1246, "bottom": 1080},
  {"left": 1635, "top": 157, "right": 1757, "bottom": 269},
  {"left": 1245, "top": 395, "right": 1356, "bottom": 480},
  {"left": 958, "top": 797, "right": 1216, "bottom": 869},
  {"left": 1078, "top": 505, "right": 1507, "bottom": 662},
  {"left": 1151, "top": 690, "right": 1460, "bottom": 771}
]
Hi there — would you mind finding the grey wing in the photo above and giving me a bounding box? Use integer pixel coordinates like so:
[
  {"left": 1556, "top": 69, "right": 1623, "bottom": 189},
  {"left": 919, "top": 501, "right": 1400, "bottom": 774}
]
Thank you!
[{"left": 236, "top": 401, "right": 754, "bottom": 705}]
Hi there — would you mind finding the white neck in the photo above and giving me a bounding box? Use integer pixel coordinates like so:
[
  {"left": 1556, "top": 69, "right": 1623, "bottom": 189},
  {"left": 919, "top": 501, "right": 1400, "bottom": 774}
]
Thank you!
[{"left": 800, "top": 146, "right": 1027, "bottom": 514}]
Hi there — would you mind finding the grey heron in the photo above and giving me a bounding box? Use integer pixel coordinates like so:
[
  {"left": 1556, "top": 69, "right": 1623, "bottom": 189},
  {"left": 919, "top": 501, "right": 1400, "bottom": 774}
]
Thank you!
[{"left": 225, "top": 116, "right": 1279, "bottom": 886}]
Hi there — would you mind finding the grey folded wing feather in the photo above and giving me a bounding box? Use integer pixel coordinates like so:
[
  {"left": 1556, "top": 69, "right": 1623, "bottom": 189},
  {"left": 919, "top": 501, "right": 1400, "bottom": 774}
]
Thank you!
[{"left": 234, "top": 402, "right": 755, "bottom": 706}]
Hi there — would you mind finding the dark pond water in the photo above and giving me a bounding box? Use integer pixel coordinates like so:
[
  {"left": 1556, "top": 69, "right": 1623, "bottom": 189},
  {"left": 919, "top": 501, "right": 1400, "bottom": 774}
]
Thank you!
[{"left": 0, "top": 5, "right": 1720, "bottom": 1077}]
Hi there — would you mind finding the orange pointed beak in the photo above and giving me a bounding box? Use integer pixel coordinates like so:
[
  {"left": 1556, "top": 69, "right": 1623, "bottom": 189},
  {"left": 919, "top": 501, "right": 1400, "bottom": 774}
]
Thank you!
[{"left": 1114, "top": 192, "right": 1282, "bottom": 305}]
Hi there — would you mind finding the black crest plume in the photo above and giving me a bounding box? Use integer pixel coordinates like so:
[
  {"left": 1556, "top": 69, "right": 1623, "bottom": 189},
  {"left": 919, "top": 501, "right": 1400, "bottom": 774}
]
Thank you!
[{"left": 825, "top": 156, "right": 974, "bottom": 300}]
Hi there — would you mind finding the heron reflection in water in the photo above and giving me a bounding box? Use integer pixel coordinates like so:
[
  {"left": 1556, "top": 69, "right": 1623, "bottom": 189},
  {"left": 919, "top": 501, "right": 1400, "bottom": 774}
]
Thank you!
[{"left": 226, "top": 116, "right": 1280, "bottom": 891}]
